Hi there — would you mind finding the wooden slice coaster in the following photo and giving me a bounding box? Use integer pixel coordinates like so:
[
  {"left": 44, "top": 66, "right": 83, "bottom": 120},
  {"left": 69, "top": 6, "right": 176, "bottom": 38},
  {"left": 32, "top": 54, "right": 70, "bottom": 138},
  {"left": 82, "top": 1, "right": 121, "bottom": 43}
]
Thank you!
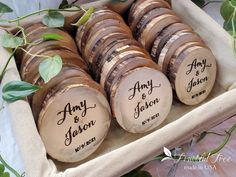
[
  {"left": 168, "top": 45, "right": 217, "bottom": 105},
  {"left": 85, "top": 18, "right": 126, "bottom": 39},
  {"left": 158, "top": 31, "right": 203, "bottom": 75},
  {"left": 92, "top": 37, "right": 133, "bottom": 81},
  {"left": 76, "top": 9, "right": 124, "bottom": 52},
  {"left": 139, "top": 14, "right": 181, "bottom": 51},
  {"left": 83, "top": 25, "right": 132, "bottom": 63},
  {"left": 106, "top": 57, "right": 159, "bottom": 96},
  {"left": 22, "top": 49, "right": 88, "bottom": 81},
  {"left": 32, "top": 66, "right": 91, "bottom": 121},
  {"left": 24, "top": 23, "right": 46, "bottom": 34},
  {"left": 32, "top": 64, "right": 91, "bottom": 86},
  {"left": 151, "top": 23, "right": 193, "bottom": 62},
  {"left": 91, "top": 32, "right": 132, "bottom": 68},
  {"left": 83, "top": 26, "right": 132, "bottom": 63},
  {"left": 128, "top": 0, "right": 171, "bottom": 27},
  {"left": 26, "top": 27, "right": 76, "bottom": 46},
  {"left": 110, "top": 67, "right": 172, "bottom": 133},
  {"left": 100, "top": 47, "right": 150, "bottom": 89},
  {"left": 93, "top": 38, "right": 141, "bottom": 81},
  {"left": 38, "top": 76, "right": 111, "bottom": 162},
  {"left": 133, "top": 8, "right": 175, "bottom": 39},
  {"left": 129, "top": 1, "right": 173, "bottom": 32},
  {"left": 20, "top": 40, "right": 79, "bottom": 71}
]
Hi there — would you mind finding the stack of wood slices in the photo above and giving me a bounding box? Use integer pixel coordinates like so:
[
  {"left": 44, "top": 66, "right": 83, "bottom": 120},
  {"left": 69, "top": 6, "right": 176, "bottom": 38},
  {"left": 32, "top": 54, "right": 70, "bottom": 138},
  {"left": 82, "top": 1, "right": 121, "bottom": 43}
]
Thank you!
[
  {"left": 17, "top": 23, "right": 111, "bottom": 163},
  {"left": 128, "top": 0, "right": 217, "bottom": 105},
  {"left": 76, "top": 8, "right": 173, "bottom": 134}
]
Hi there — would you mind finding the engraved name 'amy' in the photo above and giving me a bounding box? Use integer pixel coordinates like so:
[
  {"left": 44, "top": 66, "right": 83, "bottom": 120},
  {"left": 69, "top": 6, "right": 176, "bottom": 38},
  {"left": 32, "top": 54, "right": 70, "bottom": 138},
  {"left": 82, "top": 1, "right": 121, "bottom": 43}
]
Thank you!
[
  {"left": 57, "top": 100, "right": 96, "bottom": 146},
  {"left": 186, "top": 58, "right": 212, "bottom": 75},
  {"left": 186, "top": 59, "right": 212, "bottom": 93},
  {"left": 128, "top": 80, "right": 161, "bottom": 100}
]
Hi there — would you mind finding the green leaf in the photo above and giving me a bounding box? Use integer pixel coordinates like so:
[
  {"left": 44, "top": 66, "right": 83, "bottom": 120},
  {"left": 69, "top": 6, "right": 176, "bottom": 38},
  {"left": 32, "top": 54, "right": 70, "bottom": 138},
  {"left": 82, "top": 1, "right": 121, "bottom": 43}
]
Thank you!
[
  {"left": 42, "top": 33, "right": 64, "bottom": 41},
  {"left": 223, "top": 12, "right": 236, "bottom": 34},
  {"left": 59, "top": 0, "right": 71, "bottom": 9},
  {"left": 39, "top": 55, "right": 63, "bottom": 83},
  {"left": 220, "top": 0, "right": 235, "bottom": 21},
  {"left": 2, "top": 81, "right": 40, "bottom": 102},
  {"left": 42, "top": 11, "right": 65, "bottom": 27},
  {"left": 191, "top": 0, "right": 205, "bottom": 7},
  {"left": 73, "top": 7, "right": 94, "bottom": 27},
  {"left": 0, "top": 164, "right": 5, "bottom": 175},
  {"left": 0, "top": 33, "right": 23, "bottom": 48},
  {"left": 1, "top": 172, "right": 10, "bottom": 177},
  {"left": 0, "top": 2, "right": 13, "bottom": 13}
]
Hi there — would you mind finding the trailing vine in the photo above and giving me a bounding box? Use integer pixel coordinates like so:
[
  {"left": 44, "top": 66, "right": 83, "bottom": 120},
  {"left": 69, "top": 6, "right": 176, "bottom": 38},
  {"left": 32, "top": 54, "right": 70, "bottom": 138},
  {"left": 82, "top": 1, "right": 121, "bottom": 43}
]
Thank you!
[{"left": 0, "top": 1, "right": 93, "bottom": 102}]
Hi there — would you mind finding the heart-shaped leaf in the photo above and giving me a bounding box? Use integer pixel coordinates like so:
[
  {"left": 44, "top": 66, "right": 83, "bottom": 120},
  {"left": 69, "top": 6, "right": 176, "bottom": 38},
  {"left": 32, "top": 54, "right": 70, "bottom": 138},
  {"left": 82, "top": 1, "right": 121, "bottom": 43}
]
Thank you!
[
  {"left": 42, "top": 11, "right": 65, "bottom": 27},
  {"left": 73, "top": 7, "right": 94, "bottom": 27},
  {"left": 2, "top": 81, "right": 40, "bottom": 102},
  {"left": 0, "top": 2, "right": 13, "bottom": 13},
  {"left": 221, "top": 0, "right": 235, "bottom": 21},
  {"left": 0, "top": 33, "right": 23, "bottom": 48},
  {"left": 42, "top": 33, "right": 64, "bottom": 41},
  {"left": 39, "top": 55, "right": 62, "bottom": 83}
]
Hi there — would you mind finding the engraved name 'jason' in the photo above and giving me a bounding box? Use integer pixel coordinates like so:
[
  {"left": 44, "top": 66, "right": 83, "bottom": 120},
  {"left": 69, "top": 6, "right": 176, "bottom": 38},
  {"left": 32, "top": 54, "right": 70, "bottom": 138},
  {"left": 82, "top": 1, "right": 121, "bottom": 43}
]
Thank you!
[
  {"left": 57, "top": 100, "right": 96, "bottom": 146},
  {"left": 128, "top": 80, "right": 161, "bottom": 100}
]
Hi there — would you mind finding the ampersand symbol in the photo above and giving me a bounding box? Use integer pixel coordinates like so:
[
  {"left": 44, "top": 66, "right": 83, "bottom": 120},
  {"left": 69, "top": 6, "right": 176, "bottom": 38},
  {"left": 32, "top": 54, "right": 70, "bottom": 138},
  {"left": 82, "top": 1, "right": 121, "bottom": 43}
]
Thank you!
[
  {"left": 74, "top": 116, "right": 80, "bottom": 123},
  {"left": 196, "top": 70, "right": 200, "bottom": 76},
  {"left": 142, "top": 93, "right": 146, "bottom": 100}
]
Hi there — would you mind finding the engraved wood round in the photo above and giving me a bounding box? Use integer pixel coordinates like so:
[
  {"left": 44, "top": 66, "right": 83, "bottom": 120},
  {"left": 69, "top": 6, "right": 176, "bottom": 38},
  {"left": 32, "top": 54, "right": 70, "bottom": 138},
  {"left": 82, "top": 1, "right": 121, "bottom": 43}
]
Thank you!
[
  {"left": 168, "top": 45, "right": 217, "bottom": 105},
  {"left": 128, "top": 0, "right": 171, "bottom": 28},
  {"left": 38, "top": 77, "right": 111, "bottom": 162},
  {"left": 32, "top": 67, "right": 91, "bottom": 120},
  {"left": 91, "top": 34, "right": 132, "bottom": 81},
  {"left": 21, "top": 49, "right": 88, "bottom": 81},
  {"left": 83, "top": 25, "right": 132, "bottom": 63},
  {"left": 151, "top": 23, "right": 192, "bottom": 62},
  {"left": 95, "top": 38, "right": 141, "bottom": 81},
  {"left": 100, "top": 48, "right": 149, "bottom": 89},
  {"left": 110, "top": 67, "right": 172, "bottom": 133},
  {"left": 76, "top": 9, "right": 124, "bottom": 53},
  {"left": 139, "top": 14, "right": 181, "bottom": 51},
  {"left": 158, "top": 31, "right": 203, "bottom": 74},
  {"left": 133, "top": 8, "right": 175, "bottom": 39},
  {"left": 129, "top": 1, "right": 172, "bottom": 32},
  {"left": 106, "top": 57, "right": 158, "bottom": 96}
]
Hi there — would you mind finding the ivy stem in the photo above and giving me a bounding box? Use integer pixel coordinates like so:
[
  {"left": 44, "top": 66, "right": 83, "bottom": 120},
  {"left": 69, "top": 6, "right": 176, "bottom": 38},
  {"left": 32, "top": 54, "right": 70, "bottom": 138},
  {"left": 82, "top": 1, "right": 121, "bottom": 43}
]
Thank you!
[
  {"left": 0, "top": 48, "right": 17, "bottom": 82},
  {"left": 203, "top": 122, "right": 236, "bottom": 157},
  {"left": 5, "top": 8, "right": 81, "bottom": 23},
  {"left": 0, "top": 155, "right": 21, "bottom": 177},
  {"left": 19, "top": 47, "right": 50, "bottom": 58}
]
